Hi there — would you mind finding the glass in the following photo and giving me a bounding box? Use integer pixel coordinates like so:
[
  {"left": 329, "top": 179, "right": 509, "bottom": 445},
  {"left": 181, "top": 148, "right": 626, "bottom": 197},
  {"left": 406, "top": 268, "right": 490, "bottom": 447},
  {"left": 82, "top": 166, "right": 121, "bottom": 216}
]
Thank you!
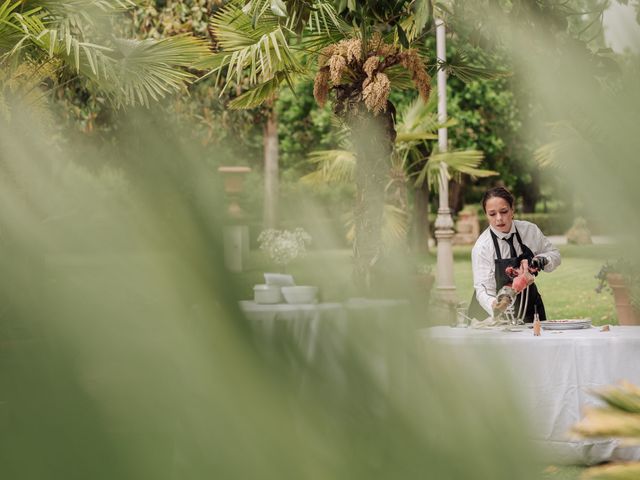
[{"left": 455, "top": 306, "right": 470, "bottom": 328}]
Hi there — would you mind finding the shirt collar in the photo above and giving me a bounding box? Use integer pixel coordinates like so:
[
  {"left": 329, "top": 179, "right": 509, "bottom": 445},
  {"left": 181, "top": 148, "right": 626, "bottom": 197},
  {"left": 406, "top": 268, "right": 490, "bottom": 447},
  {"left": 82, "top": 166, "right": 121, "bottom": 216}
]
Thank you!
[{"left": 489, "top": 223, "right": 516, "bottom": 240}]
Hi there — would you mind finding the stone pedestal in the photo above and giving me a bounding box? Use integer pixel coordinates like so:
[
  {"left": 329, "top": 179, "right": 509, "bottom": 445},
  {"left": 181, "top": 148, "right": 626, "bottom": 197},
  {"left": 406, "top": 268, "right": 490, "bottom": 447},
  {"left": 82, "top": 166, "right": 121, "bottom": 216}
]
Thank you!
[
  {"left": 218, "top": 166, "right": 251, "bottom": 272},
  {"left": 223, "top": 225, "right": 250, "bottom": 273}
]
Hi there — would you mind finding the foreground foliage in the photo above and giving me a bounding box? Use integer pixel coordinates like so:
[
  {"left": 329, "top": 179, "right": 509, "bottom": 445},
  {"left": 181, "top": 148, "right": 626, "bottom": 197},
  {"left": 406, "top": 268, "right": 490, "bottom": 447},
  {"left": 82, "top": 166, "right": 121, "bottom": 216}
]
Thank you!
[{"left": 573, "top": 381, "right": 640, "bottom": 479}]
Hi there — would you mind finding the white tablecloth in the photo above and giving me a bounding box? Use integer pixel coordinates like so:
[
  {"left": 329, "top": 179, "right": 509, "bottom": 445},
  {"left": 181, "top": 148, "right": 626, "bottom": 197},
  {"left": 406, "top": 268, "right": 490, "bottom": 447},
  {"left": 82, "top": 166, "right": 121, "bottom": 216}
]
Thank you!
[
  {"left": 239, "top": 299, "right": 411, "bottom": 391},
  {"left": 423, "top": 325, "right": 640, "bottom": 465},
  {"left": 239, "top": 301, "right": 346, "bottom": 363}
]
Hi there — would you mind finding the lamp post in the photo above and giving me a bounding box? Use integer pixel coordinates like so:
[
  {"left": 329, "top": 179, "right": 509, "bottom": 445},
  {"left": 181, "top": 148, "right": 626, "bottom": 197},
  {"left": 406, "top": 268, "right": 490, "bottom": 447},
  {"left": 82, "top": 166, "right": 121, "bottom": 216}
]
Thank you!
[{"left": 434, "top": 18, "right": 457, "bottom": 302}]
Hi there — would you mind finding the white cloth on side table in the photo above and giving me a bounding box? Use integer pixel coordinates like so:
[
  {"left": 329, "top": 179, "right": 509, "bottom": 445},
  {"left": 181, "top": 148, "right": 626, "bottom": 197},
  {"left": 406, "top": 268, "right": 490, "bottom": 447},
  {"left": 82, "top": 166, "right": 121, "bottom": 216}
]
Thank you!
[{"left": 239, "top": 301, "right": 345, "bottom": 362}]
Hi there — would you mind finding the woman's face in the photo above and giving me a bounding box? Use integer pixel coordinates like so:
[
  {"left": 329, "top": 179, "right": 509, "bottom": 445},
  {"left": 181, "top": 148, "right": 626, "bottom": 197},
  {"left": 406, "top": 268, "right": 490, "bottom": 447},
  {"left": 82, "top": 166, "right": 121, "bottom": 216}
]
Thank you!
[{"left": 485, "top": 196, "right": 513, "bottom": 233}]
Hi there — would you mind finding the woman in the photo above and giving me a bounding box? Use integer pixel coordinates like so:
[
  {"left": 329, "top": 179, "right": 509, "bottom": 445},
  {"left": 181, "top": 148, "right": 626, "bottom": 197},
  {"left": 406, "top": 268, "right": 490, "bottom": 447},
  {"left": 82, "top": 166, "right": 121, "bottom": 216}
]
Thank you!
[{"left": 468, "top": 187, "right": 561, "bottom": 322}]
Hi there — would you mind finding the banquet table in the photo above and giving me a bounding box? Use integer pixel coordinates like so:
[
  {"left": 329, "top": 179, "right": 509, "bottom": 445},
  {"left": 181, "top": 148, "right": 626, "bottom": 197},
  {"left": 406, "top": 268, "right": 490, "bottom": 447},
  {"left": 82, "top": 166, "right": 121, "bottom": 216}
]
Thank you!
[{"left": 423, "top": 325, "right": 640, "bottom": 465}]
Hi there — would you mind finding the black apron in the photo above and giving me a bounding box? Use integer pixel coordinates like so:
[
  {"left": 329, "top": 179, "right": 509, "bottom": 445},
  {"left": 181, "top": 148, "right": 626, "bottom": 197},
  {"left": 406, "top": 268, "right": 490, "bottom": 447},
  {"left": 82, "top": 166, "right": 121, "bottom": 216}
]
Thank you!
[{"left": 468, "top": 228, "right": 546, "bottom": 323}]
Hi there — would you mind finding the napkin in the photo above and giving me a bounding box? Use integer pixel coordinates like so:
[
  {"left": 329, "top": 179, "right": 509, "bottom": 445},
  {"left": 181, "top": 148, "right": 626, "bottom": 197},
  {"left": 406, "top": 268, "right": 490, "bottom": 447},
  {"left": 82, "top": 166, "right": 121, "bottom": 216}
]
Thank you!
[
  {"left": 470, "top": 316, "right": 509, "bottom": 329},
  {"left": 264, "top": 273, "right": 295, "bottom": 287}
]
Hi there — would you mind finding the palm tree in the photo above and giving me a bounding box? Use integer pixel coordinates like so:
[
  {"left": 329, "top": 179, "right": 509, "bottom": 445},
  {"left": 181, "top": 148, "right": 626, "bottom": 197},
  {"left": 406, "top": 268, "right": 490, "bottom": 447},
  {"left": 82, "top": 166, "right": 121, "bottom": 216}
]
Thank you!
[
  {"left": 0, "top": 0, "right": 213, "bottom": 116},
  {"left": 208, "top": 0, "right": 499, "bottom": 290},
  {"left": 301, "top": 96, "right": 497, "bottom": 251}
]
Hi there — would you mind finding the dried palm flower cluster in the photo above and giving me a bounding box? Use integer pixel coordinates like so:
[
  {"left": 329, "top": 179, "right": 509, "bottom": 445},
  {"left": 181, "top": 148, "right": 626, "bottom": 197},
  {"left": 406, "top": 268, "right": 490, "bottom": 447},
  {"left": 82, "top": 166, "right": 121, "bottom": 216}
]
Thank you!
[
  {"left": 313, "top": 34, "right": 431, "bottom": 116},
  {"left": 362, "top": 73, "right": 391, "bottom": 115}
]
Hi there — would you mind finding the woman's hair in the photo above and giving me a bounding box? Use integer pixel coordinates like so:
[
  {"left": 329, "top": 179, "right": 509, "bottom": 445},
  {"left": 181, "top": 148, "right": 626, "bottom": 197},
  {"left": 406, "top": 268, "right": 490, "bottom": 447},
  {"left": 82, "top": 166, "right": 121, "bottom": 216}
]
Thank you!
[{"left": 481, "top": 186, "right": 514, "bottom": 212}]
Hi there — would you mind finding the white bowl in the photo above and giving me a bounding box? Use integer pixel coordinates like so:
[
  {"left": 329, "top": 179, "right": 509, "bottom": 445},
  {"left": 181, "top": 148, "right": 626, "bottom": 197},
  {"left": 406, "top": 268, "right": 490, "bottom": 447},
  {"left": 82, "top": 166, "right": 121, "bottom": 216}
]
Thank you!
[
  {"left": 253, "top": 284, "right": 282, "bottom": 304},
  {"left": 281, "top": 286, "right": 318, "bottom": 304}
]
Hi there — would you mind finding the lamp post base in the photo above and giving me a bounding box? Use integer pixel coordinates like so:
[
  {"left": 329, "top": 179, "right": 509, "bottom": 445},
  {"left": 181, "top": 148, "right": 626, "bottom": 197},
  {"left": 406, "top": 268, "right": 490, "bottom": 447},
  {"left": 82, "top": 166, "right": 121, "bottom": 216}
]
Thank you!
[{"left": 435, "top": 220, "right": 457, "bottom": 303}]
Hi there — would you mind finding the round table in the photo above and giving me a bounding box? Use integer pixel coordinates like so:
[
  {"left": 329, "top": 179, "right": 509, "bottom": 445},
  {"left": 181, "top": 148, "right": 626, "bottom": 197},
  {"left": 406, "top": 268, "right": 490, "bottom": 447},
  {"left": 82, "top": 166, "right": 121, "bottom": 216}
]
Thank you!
[{"left": 422, "top": 325, "right": 640, "bottom": 465}]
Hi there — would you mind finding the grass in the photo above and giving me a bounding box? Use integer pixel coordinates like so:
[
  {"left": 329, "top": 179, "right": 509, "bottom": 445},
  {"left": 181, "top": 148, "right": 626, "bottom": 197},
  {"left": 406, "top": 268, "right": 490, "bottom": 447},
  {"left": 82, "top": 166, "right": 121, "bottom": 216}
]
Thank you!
[
  {"left": 541, "top": 465, "right": 584, "bottom": 479},
  {"left": 235, "top": 243, "right": 619, "bottom": 325}
]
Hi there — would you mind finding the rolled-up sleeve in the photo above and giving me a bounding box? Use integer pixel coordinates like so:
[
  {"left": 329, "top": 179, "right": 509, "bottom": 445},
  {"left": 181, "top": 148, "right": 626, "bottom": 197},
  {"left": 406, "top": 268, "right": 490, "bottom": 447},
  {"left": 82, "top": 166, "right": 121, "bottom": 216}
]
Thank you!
[
  {"left": 471, "top": 242, "right": 496, "bottom": 317},
  {"left": 531, "top": 225, "right": 561, "bottom": 272}
]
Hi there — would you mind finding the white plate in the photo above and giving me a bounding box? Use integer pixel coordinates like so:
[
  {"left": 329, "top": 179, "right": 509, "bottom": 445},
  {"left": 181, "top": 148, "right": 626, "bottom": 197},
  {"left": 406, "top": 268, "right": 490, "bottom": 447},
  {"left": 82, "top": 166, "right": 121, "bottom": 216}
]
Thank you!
[{"left": 540, "top": 319, "right": 592, "bottom": 330}]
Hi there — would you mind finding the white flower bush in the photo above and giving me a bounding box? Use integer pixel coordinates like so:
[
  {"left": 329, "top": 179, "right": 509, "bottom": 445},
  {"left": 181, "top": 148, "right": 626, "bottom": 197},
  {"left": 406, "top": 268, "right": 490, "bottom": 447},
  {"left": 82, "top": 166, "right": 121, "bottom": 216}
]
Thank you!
[{"left": 257, "top": 228, "right": 312, "bottom": 269}]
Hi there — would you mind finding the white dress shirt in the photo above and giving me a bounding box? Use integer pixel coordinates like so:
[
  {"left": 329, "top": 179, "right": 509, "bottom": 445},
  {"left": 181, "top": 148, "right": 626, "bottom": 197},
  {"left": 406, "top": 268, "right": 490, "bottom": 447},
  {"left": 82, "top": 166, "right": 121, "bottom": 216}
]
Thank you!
[{"left": 471, "top": 219, "right": 561, "bottom": 316}]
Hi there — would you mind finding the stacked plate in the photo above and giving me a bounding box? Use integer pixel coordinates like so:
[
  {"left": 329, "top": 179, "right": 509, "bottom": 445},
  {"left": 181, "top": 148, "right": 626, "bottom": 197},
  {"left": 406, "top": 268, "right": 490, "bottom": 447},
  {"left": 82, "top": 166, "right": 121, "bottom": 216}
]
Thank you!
[{"left": 539, "top": 319, "right": 592, "bottom": 330}]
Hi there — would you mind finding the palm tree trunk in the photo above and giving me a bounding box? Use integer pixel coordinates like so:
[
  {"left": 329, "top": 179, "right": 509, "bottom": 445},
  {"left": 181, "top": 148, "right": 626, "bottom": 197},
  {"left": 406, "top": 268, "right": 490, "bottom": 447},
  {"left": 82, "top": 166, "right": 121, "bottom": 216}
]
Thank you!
[
  {"left": 412, "top": 182, "right": 430, "bottom": 254},
  {"left": 520, "top": 172, "right": 539, "bottom": 213},
  {"left": 349, "top": 107, "right": 395, "bottom": 293},
  {"left": 263, "top": 105, "right": 279, "bottom": 228},
  {"left": 448, "top": 178, "right": 464, "bottom": 215}
]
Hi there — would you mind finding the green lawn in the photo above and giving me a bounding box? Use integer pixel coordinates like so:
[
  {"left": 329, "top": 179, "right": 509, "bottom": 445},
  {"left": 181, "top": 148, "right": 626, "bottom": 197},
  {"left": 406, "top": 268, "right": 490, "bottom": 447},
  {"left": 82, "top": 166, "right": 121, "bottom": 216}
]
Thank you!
[
  {"left": 236, "top": 243, "right": 619, "bottom": 325},
  {"left": 541, "top": 465, "right": 584, "bottom": 479}
]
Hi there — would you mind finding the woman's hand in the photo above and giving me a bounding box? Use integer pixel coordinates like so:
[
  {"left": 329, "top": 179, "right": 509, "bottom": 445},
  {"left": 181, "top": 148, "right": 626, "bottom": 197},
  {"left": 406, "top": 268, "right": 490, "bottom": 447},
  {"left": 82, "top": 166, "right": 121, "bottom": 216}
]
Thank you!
[{"left": 531, "top": 256, "right": 548, "bottom": 271}]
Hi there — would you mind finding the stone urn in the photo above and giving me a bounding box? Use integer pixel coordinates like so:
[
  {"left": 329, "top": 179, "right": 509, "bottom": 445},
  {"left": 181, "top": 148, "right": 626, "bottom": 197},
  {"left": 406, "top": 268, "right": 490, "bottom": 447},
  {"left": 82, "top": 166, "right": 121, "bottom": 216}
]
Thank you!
[{"left": 607, "top": 273, "right": 640, "bottom": 325}]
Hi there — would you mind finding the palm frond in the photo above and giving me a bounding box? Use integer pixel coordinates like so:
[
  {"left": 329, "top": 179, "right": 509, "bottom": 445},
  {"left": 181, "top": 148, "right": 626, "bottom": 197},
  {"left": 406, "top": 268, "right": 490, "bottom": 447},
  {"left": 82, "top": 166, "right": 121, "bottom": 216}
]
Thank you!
[
  {"left": 395, "top": 132, "right": 438, "bottom": 142},
  {"left": 240, "top": 0, "right": 347, "bottom": 36},
  {"left": 304, "top": 2, "right": 350, "bottom": 36},
  {"left": 300, "top": 149, "right": 356, "bottom": 186},
  {"left": 441, "top": 49, "right": 511, "bottom": 83},
  {"left": 412, "top": 149, "right": 497, "bottom": 189},
  {"left": 397, "top": 95, "right": 436, "bottom": 132},
  {"left": 384, "top": 64, "right": 417, "bottom": 91},
  {"left": 344, "top": 203, "right": 408, "bottom": 247},
  {"left": 101, "top": 35, "right": 212, "bottom": 106},
  {"left": 209, "top": 2, "right": 302, "bottom": 88},
  {"left": 399, "top": 0, "right": 433, "bottom": 42},
  {"left": 572, "top": 381, "right": 640, "bottom": 479},
  {"left": 535, "top": 120, "right": 600, "bottom": 170},
  {"left": 395, "top": 96, "right": 454, "bottom": 149},
  {"left": 2, "top": 0, "right": 210, "bottom": 107},
  {"left": 582, "top": 462, "right": 640, "bottom": 479},
  {"left": 382, "top": 203, "right": 409, "bottom": 246},
  {"left": 39, "top": 34, "right": 211, "bottom": 106},
  {"left": 0, "top": 59, "right": 57, "bottom": 123},
  {"left": 228, "top": 71, "right": 289, "bottom": 109},
  {"left": 0, "top": 0, "right": 29, "bottom": 54}
]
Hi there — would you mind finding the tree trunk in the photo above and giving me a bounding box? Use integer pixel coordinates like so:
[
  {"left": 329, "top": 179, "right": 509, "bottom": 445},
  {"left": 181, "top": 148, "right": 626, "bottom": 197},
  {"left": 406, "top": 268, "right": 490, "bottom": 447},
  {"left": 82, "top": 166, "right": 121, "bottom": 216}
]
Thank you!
[
  {"left": 520, "top": 173, "right": 539, "bottom": 213},
  {"left": 263, "top": 106, "right": 279, "bottom": 228},
  {"left": 448, "top": 178, "right": 465, "bottom": 215},
  {"left": 349, "top": 107, "right": 395, "bottom": 293},
  {"left": 412, "top": 182, "right": 430, "bottom": 254}
]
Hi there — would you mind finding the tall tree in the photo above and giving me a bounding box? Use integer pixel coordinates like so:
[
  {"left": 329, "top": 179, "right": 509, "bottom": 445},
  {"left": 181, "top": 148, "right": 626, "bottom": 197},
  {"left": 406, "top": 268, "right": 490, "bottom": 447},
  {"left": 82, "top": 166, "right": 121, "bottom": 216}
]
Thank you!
[{"left": 446, "top": 0, "right": 615, "bottom": 211}]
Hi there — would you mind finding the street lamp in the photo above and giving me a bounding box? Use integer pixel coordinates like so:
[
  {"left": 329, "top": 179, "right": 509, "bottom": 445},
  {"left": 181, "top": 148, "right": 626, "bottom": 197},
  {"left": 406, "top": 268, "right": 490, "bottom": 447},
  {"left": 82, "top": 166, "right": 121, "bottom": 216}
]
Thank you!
[{"left": 434, "top": 17, "right": 457, "bottom": 302}]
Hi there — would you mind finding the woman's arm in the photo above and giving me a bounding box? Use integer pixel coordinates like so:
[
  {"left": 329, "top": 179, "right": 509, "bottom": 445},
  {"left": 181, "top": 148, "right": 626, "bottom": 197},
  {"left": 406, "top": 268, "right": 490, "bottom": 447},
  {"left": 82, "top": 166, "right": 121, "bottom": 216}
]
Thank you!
[
  {"left": 530, "top": 224, "right": 561, "bottom": 272},
  {"left": 471, "top": 244, "right": 497, "bottom": 317}
]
